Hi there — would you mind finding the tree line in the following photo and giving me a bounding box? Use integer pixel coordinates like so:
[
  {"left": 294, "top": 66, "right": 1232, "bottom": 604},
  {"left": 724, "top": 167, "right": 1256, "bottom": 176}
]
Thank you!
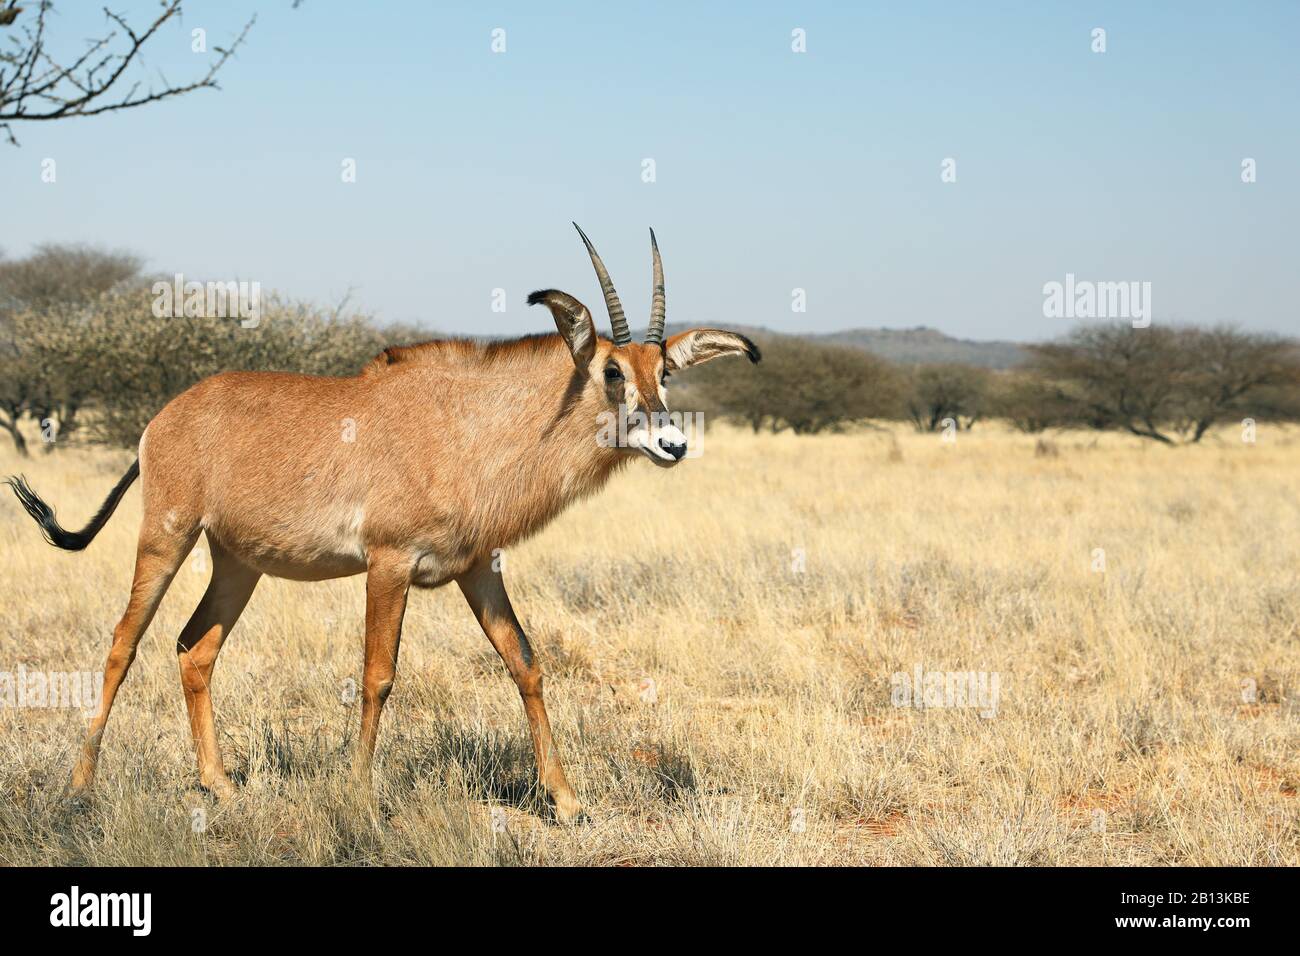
[
  {"left": 680, "top": 324, "right": 1300, "bottom": 443},
  {"left": 0, "top": 244, "right": 406, "bottom": 452},
  {"left": 2, "top": 244, "right": 1298, "bottom": 454}
]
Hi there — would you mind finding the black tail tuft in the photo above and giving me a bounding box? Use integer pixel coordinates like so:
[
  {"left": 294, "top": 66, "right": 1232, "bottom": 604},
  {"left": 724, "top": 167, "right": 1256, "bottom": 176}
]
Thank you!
[{"left": 4, "top": 460, "right": 140, "bottom": 551}]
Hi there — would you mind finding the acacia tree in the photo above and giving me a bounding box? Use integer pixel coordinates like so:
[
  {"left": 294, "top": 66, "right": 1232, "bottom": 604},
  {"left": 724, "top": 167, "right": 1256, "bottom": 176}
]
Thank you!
[
  {"left": 1176, "top": 327, "right": 1300, "bottom": 441},
  {"left": 44, "top": 284, "right": 388, "bottom": 448},
  {"left": 1028, "top": 324, "right": 1189, "bottom": 444},
  {"left": 0, "top": 242, "right": 141, "bottom": 310},
  {"left": 987, "top": 369, "right": 1086, "bottom": 433},
  {"left": 0, "top": 243, "right": 143, "bottom": 452},
  {"left": 903, "top": 363, "right": 990, "bottom": 432},
  {"left": 687, "top": 334, "right": 903, "bottom": 434},
  {"left": 1028, "top": 323, "right": 1300, "bottom": 443},
  {"left": 0, "top": 311, "right": 39, "bottom": 454},
  {"left": 0, "top": 1, "right": 253, "bottom": 146}
]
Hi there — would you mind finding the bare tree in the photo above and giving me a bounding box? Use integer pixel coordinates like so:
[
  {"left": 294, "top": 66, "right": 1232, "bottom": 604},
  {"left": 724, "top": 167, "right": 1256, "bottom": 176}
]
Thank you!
[{"left": 0, "top": 1, "right": 253, "bottom": 146}]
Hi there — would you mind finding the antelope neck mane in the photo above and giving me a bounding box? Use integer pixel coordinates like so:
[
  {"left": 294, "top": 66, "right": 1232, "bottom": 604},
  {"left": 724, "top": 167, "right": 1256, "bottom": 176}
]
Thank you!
[{"left": 363, "top": 332, "right": 595, "bottom": 375}]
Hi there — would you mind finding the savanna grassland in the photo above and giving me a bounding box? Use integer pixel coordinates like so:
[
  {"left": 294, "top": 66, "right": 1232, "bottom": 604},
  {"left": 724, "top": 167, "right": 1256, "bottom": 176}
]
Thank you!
[{"left": 0, "top": 424, "right": 1296, "bottom": 866}]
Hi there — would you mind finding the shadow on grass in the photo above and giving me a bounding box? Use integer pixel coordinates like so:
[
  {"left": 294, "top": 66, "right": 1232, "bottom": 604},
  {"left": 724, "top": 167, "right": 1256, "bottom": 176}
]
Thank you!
[
  {"left": 389, "top": 724, "right": 544, "bottom": 816},
  {"left": 607, "top": 741, "right": 699, "bottom": 804},
  {"left": 225, "top": 717, "right": 351, "bottom": 787}
]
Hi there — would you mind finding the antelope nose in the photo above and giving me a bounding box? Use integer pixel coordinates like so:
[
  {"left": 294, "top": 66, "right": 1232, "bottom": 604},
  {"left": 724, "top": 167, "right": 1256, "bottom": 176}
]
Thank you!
[{"left": 659, "top": 438, "right": 687, "bottom": 461}]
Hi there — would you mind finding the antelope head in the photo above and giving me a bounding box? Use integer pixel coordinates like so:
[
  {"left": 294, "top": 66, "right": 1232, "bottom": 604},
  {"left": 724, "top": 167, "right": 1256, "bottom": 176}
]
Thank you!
[{"left": 528, "top": 223, "right": 761, "bottom": 467}]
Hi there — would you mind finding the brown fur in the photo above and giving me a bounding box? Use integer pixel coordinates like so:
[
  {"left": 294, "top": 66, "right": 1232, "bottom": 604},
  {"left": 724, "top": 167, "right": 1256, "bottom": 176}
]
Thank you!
[{"left": 150, "top": 334, "right": 627, "bottom": 586}]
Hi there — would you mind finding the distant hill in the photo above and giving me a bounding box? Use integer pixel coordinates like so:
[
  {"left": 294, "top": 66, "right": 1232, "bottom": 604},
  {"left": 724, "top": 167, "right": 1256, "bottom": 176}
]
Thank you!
[
  {"left": 662, "top": 323, "right": 1029, "bottom": 370},
  {"left": 811, "top": 327, "right": 1028, "bottom": 369}
]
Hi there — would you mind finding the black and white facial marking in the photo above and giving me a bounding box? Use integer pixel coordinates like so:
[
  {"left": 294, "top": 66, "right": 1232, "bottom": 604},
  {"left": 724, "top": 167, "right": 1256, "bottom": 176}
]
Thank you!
[{"left": 603, "top": 344, "right": 688, "bottom": 466}]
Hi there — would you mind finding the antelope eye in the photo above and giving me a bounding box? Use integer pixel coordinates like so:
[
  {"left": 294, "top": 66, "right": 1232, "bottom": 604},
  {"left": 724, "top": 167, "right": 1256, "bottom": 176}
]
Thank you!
[{"left": 604, "top": 366, "right": 623, "bottom": 383}]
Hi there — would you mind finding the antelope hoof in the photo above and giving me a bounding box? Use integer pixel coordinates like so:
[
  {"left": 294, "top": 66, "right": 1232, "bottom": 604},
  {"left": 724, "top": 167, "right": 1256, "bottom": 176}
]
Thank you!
[
  {"left": 65, "top": 782, "right": 95, "bottom": 806},
  {"left": 552, "top": 792, "right": 585, "bottom": 826},
  {"left": 205, "top": 776, "right": 238, "bottom": 802}
]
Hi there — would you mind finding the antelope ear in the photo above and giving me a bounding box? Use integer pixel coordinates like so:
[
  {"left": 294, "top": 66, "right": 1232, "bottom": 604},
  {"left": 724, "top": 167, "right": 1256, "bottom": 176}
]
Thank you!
[
  {"left": 529, "top": 290, "right": 597, "bottom": 367},
  {"left": 663, "top": 329, "right": 761, "bottom": 372}
]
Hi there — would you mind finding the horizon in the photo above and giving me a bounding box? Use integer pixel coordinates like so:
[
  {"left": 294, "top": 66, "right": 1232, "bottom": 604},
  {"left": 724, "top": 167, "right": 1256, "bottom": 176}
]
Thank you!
[{"left": 5, "top": 1, "right": 1298, "bottom": 342}]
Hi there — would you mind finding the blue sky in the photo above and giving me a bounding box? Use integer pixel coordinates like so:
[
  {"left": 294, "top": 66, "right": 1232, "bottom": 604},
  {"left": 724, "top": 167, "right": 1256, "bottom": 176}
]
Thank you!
[{"left": 4, "top": 1, "right": 1297, "bottom": 340}]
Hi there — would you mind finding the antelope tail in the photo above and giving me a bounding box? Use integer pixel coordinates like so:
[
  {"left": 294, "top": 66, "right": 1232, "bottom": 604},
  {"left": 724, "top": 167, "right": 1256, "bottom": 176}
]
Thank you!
[{"left": 4, "top": 460, "right": 140, "bottom": 551}]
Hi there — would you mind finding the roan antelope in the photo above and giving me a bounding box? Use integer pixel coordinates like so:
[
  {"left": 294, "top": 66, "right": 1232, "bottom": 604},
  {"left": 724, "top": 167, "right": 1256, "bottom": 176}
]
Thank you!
[{"left": 6, "top": 225, "right": 760, "bottom": 823}]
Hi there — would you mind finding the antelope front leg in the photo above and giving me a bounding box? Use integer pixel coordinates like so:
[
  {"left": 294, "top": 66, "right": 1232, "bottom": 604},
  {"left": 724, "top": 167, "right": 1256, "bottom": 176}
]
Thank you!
[
  {"left": 457, "top": 559, "right": 582, "bottom": 824},
  {"left": 353, "top": 552, "right": 411, "bottom": 782}
]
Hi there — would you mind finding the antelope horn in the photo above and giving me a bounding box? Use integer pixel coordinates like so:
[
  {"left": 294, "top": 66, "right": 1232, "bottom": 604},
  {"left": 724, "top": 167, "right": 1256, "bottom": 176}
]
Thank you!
[
  {"left": 645, "top": 227, "right": 666, "bottom": 345},
  {"left": 572, "top": 222, "right": 631, "bottom": 346}
]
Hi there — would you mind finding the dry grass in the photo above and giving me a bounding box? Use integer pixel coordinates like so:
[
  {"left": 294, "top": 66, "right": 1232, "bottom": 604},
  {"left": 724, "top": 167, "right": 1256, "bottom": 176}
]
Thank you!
[{"left": 0, "top": 423, "right": 1296, "bottom": 866}]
